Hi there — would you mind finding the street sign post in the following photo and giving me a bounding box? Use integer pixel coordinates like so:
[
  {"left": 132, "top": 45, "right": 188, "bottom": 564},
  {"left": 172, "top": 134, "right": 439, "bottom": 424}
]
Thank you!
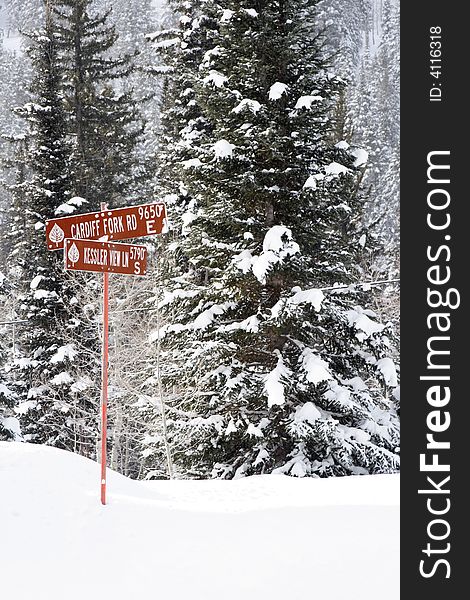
[
  {"left": 64, "top": 239, "right": 148, "bottom": 276},
  {"left": 46, "top": 201, "right": 168, "bottom": 506},
  {"left": 46, "top": 202, "right": 167, "bottom": 250},
  {"left": 101, "top": 265, "right": 109, "bottom": 507}
]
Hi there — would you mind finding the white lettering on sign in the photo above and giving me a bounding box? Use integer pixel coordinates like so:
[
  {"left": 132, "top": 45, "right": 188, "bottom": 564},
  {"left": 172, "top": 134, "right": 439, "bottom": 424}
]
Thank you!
[
  {"left": 109, "top": 250, "right": 121, "bottom": 268},
  {"left": 130, "top": 246, "right": 146, "bottom": 261},
  {"left": 126, "top": 214, "right": 138, "bottom": 230},
  {"left": 84, "top": 247, "right": 108, "bottom": 266},
  {"left": 134, "top": 262, "right": 142, "bottom": 275},
  {"left": 103, "top": 216, "right": 125, "bottom": 236},
  {"left": 71, "top": 219, "right": 101, "bottom": 240},
  {"left": 146, "top": 220, "right": 157, "bottom": 235},
  {"left": 138, "top": 204, "right": 163, "bottom": 220}
]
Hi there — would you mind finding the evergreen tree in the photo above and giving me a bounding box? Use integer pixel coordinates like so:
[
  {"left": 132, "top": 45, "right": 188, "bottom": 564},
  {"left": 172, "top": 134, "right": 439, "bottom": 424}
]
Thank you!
[
  {"left": 0, "top": 134, "right": 30, "bottom": 276},
  {"left": 52, "top": 0, "right": 146, "bottom": 207},
  {"left": 346, "top": 0, "right": 400, "bottom": 245},
  {"left": 99, "top": 0, "right": 161, "bottom": 185},
  {"left": 154, "top": 0, "right": 399, "bottom": 479},
  {"left": 319, "top": 0, "right": 371, "bottom": 79},
  {"left": 137, "top": 1, "right": 221, "bottom": 474},
  {"left": 319, "top": 0, "right": 400, "bottom": 246},
  {"left": 0, "top": 43, "right": 31, "bottom": 228},
  {"left": 0, "top": 348, "right": 16, "bottom": 441},
  {"left": 3, "top": 0, "right": 155, "bottom": 458},
  {"left": 368, "top": 0, "right": 399, "bottom": 242},
  {"left": 101, "top": 0, "right": 157, "bottom": 50},
  {"left": 150, "top": 0, "right": 216, "bottom": 218},
  {"left": 0, "top": 273, "right": 17, "bottom": 441},
  {"left": 7, "top": 3, "right": 96, "bottom": 449}
]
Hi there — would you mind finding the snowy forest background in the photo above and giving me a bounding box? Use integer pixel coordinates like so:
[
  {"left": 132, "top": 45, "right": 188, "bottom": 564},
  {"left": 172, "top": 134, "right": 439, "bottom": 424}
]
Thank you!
[{"left": 0, "top": 0, "right": 399, "bottom": 480}]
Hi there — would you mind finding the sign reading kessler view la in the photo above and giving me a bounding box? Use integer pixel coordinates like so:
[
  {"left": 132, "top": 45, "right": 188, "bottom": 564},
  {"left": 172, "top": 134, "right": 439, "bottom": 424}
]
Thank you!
[
  {"left": 64, "top": 239, "right": 148, "bottom": 276},
  {"left": 46, "top": 202, "right": 167, "bottom": 250}
]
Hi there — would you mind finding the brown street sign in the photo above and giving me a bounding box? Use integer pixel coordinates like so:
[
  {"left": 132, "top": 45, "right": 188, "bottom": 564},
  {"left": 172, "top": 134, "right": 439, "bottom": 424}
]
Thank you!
[
  {"left": 46, "top": 202, "right": 167, "bottom": 250},
  {"left": 64, "top": 239, "right": 148, "bottom": 276}
]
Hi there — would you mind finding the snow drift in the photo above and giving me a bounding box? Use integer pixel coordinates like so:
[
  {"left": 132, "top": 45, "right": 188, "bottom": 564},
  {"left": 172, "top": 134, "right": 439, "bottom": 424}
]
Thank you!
[{"left": 1, "top": 443, "right": 399, "bottom": 600}]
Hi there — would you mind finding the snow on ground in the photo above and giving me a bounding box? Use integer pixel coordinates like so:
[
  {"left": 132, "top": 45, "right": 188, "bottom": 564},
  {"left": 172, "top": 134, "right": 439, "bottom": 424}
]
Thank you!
[{"left": 1, "top": 443, "right": 399, "bottom": 600}]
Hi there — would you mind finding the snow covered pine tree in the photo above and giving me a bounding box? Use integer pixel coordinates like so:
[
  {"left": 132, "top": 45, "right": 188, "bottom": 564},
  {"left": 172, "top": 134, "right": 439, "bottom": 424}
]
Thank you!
[
  {"left": 0, "top": 362, "right": 16, "bottom": 441},
  {"left": 6, "top": 0, "right": 148, "bottom": 453},
  {"left": 8, "top": 3, "right": 82, "bottom": 448},
  {"left": 153, "top": 0, "right": 400, "bottom": 479},
  {"left": 0, "top": 274, "right": 17, "bottom": 441},
  {"left": 0, "top": 371, "right": 16, "bottom": 441},
  {"left": 52, "top": 0, "right": 146, "bottom": 206}
]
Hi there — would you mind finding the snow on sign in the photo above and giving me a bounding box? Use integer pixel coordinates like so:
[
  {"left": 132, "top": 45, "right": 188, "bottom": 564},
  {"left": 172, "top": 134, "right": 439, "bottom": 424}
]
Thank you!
[
  {"left": 46, "top": 202, "right": 167, "bottom": 250},
  {"left": 64, "top": 239, "right": 147, "bottom": 276}
]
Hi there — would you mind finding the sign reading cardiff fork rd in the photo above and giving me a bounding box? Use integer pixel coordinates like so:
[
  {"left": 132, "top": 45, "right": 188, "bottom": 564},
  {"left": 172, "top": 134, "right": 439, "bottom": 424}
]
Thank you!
[
  {"left": 64, "top": 239, "right": 148, "bottom": 276},
  {"left": 46, "top": 202, "right": 167, "bottom": 250}
]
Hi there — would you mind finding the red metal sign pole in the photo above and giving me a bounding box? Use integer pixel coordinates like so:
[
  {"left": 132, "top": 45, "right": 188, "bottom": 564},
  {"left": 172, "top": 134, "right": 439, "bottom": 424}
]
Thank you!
[{"left": 101, "top": 203, "right": 109, "bottom": 506}]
